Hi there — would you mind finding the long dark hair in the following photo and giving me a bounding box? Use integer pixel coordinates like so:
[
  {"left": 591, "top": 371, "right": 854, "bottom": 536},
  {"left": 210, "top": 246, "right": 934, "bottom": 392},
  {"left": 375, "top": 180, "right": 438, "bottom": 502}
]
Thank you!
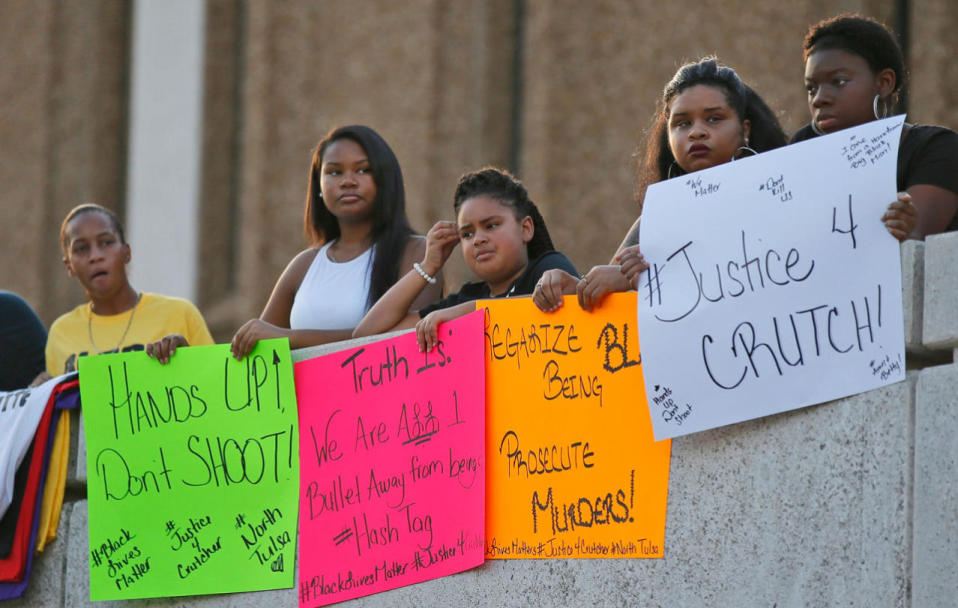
[
  {"left": 635, "top": 58, "right": 787, "bottom": 205},
  {"left": 453, "top": 167, "right": 555, "bottom": 261},
  {"left": 303, "top": 125, "right": 414, "bottom": 306}
]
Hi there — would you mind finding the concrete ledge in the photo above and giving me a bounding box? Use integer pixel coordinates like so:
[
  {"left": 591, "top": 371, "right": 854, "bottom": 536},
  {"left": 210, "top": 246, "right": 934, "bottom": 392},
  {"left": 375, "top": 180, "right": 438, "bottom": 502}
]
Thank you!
[
  {"left": 56, "top": 287, "right": 935, "bottom": 606},
  {"left": 290, "top": 328, "right": 410, "bottom": 363},
  {"left": 58, "top": 377, "right": 916, "bottom": 607},
  {"left": 6, "top": 502, "right": 70, "bottom": 607},
  {"left": 922, "top": 231, "right": 958, "bottom": 350},
  {"left": 913, "top": 361, "right": 958, "bottom": 606},
  {"left": 901, "top": 239, "right": 925, "bottom": 353},
  {"left": 655, "top": 377, "right": 915, "bottom": 607},
  {"left": 356, "top": 379, "right": 915, "bottom": 607}
]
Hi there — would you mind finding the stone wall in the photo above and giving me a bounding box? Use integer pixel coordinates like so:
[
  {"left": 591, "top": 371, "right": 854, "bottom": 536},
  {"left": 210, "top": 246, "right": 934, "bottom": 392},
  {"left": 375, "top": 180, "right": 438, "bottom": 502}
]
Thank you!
[
  {"left": 4, "top": 1, "right": 957, "bottom": 341},
  {"left": 2, "top": 5, "right": 956, "bottom": 602},
  {"left": 0, "top": 1, "right": 129, "bottom": 324},
  {"left": 10, "top": 233, "right": 957, "bottom": 607}
]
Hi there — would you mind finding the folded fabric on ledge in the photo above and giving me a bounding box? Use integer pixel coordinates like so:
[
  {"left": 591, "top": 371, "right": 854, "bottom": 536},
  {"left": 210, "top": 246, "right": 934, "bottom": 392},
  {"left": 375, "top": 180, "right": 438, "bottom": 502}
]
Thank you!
[{"left": 0, "top": 378, "right": 78, "bottom": 600}]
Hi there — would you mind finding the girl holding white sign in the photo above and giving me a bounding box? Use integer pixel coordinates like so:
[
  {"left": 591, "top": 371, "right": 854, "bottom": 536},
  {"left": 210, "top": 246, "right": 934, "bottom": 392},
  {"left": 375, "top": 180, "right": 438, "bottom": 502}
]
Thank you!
[
  {"left": 793, "top": 14, "right": 957, "bottom": 239},
  {"left": 534, "top": 58, "right": 787, "bottom": 313},
  {"left": 354, "top": 167, "right": 578, "bottom": 352}
]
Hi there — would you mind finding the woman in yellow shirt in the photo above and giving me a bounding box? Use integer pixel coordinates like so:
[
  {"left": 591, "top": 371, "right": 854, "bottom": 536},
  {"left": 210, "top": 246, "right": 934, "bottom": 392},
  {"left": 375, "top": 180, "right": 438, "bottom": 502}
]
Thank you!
[
  {"left": 33, "top": 203, "right": 213, "bottom": 553},
  {"left": 44, "top": 204, "right": 213, "bottom": 376}
]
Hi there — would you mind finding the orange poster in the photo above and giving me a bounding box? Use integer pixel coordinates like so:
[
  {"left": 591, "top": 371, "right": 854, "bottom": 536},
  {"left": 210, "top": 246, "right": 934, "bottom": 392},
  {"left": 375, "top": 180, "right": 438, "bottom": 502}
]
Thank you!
[{"left": 479, "top": 292, "right": 670, "bottom": 559}]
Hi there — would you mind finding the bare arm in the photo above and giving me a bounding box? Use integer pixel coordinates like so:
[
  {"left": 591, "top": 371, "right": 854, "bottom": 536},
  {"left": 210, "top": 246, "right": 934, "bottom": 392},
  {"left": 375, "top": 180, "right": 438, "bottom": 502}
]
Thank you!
[
  {"left": 30, "top": 371, "right": 52, "bottom": 387},
  {"left": 537, "top": 216, "right": 642, "bottom": 313},
  {"left": 259, "top": 248, "right": 318, "bottom": 328},
  {"left": 906, "top": 184, "right": 958, "bottom": 239},
  {"left": 353, "top": 268, "right": 433, "bottom": 337},
  {"left": 354, "top": 221, "right": 460, "bottom": 338},
  {"left": 401, "top": 235, "right": 444, "bottom": 311},
  {"left": 231, "top": 248, "right": 354, "bottom": 358},
  {"left": 415, "top": 301, "right": 476, "bottom": 352},
  {"left": 612, "top": 217, "right": 641, "bottom": 261}
]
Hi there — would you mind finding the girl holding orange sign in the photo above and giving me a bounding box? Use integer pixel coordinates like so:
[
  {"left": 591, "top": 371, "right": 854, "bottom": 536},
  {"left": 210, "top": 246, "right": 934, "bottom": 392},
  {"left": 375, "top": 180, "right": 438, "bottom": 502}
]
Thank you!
[{"left": 354, "top": 167, "right": 577, "bottom": 352}]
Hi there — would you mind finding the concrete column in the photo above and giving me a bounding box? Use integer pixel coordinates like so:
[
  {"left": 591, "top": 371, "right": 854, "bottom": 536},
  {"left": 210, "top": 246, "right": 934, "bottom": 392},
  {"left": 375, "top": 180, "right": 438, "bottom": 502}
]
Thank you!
[
  {"left": 922, "top": 231, "right": 958, "bottom": 349},
  {"left": 913, "top": 361, "right": 958, "bottom": 605},
  {"left": 125, "top": 0, "right": 206, "bottom": 301}
]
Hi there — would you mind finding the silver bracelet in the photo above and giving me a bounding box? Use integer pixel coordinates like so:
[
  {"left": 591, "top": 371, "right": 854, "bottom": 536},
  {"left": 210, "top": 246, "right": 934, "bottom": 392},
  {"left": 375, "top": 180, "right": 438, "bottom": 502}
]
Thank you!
[{"left": 413, "top": 262, "right": 437, "bottom": 284}]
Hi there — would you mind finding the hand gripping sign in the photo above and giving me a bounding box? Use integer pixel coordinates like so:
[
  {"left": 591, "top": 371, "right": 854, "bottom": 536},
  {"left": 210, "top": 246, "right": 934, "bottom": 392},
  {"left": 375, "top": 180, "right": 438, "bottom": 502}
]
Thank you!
[
  {"left": 481, "top": 293, "right": 670, "bottom": 559},
  {"left": 80, "top": 339, "right": 299, "bottom": 600},
  {"left": 295, "top": 312, "right": 485, "bottom": 607},
  {"left": 637, "top": 117, "right": 907, "bottom": 440}
]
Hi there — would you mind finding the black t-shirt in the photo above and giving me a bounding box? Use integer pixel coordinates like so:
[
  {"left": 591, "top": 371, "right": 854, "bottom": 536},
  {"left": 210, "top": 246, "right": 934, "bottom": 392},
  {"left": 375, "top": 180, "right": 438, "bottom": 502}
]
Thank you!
[
  {"left": 0, "top": 291, "right": 47, "bottom": 390},
  {"left": 419, "top": 251, "right": 579, "bottom": 317},
  {"left": 791, "top": 123, "right": 958, "bottom": 231}
]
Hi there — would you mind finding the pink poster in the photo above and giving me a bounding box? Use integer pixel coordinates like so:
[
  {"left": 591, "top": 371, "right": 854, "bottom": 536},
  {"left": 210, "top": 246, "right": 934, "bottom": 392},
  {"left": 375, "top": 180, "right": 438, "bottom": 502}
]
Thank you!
[{"left": 295, "top": 312, "right": 485, "bottom": 606}]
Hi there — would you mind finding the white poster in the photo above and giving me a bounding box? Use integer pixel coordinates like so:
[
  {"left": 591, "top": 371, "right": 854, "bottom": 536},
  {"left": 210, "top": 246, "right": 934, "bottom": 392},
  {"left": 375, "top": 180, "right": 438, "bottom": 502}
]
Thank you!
[
  {"left": 638, "top": 117, "right": 907, "bottom": 440},
  {"left": 0, "top": 374, "right": 70, "bottom": 516}
]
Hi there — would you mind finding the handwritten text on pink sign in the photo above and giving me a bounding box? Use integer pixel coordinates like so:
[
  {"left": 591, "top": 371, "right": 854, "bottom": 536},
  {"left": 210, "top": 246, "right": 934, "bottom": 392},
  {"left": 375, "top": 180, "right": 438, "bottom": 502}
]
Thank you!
[{"left": 295, "top": 312, "right": 485, "bottom": 607}]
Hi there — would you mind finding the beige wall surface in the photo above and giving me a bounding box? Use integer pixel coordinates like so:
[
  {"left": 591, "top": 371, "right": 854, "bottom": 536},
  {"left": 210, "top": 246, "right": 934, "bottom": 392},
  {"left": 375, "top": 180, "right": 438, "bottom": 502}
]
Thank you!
[
  {"left": 2, "top": 0, "right": 954, "bottom": 341},
  {"left": 0, "top": 1, "right": 129, "bottom": 324},
  {"left": 518, "top": 0, "right": 899, "bottom": 273}
]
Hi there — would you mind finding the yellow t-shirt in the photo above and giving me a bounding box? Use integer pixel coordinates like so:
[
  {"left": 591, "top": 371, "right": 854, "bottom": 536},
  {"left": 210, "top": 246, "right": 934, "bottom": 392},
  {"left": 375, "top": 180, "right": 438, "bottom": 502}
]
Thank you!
[
  {"left": 37, "top": 292, "right": 213, "bottom": 552},
  {"left": 45, "top": 292, "right": 214, "bottom": 376}
]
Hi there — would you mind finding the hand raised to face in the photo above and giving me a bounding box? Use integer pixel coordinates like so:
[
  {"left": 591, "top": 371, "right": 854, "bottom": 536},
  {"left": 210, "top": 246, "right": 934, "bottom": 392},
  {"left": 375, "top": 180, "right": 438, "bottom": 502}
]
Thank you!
[{"left": 421, "top": 220, "right": 461, "bottom": 277}]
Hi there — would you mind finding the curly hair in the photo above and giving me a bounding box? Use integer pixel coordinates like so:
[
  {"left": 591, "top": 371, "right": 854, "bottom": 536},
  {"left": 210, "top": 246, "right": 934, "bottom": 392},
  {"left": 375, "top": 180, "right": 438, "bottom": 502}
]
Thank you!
[
  {"left": 303, "top": 125, "right": 414, "bottom": 306},
  {"left": 453, "top": 167, "right": 555, "bottom": 260},
  {"left": 60, "top": 204, "right": 125, "bottom": 253},
  {"left": 803, "top": 14, "right": 905, "bottom": 98},
  {"left": 635, "top": 57, "right": 787, "bottom": 205}
]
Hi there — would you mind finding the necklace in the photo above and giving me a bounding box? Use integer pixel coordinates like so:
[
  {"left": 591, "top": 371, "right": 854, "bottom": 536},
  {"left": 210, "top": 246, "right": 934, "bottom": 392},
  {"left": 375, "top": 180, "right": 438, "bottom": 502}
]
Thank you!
[{"left": 88, "top": 292, "right": 141, "bottom": 354}]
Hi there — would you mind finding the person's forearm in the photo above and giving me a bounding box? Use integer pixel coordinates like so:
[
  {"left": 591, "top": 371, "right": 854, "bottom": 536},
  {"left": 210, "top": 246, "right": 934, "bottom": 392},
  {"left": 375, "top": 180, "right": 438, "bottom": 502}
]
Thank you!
[
  {"left": 612, "top": 217, "right": 641, "bottom": 262},
  {"left": 354, "top": 268, "right": 430, "bottom": 337}
]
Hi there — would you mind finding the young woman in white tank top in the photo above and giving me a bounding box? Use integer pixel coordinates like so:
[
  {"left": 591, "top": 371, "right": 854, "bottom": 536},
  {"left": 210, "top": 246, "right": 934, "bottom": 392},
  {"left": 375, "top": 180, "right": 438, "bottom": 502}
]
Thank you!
[
  {"left": 230, "top": 126, "right": 442, "bottom": 359},
  {"left": 288, "top": 241, "right": 373, "bottom": 330}
]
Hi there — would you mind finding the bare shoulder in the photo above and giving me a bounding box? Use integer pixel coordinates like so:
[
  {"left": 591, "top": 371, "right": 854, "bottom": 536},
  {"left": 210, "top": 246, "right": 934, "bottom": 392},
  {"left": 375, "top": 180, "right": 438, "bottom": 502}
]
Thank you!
[
  {"left": 277, "top": 247, "right": 323, "bottom": 290},
  {"left": 259, "top": 246, "right": 323, "bottom": 323}
]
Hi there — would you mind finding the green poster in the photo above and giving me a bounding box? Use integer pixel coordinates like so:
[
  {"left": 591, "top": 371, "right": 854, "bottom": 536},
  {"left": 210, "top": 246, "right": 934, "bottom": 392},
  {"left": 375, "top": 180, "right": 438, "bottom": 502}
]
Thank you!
[{"left": 79, "top": 339, "right": 299, "bottom": 600}]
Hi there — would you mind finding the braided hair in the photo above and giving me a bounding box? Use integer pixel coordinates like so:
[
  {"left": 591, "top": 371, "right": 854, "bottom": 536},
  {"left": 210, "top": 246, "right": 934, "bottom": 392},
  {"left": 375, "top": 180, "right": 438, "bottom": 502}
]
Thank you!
[{"left": 453, "top": 167, "right": 555, "bottom": 260}]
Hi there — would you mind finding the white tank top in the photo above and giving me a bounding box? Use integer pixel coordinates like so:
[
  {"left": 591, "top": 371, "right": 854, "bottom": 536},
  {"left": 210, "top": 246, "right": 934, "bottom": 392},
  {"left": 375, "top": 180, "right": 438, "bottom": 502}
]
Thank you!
[{"left": 289, "top": 242, "right": 374, "bottom": 330}]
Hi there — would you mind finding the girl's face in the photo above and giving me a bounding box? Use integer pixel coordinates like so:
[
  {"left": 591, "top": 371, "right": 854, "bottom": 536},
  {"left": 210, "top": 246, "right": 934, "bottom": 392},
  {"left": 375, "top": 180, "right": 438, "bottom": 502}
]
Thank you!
[
  {"left": 319, "top": 138, "right": 377, "bottom": 224},
  {"left": 667, "top": 84, "right": 750, "bottom": 174},
  {"left": 804, "top": 48, "right": 891, "bottom": 134},
  {"left": 62, "top": 211, "right": 130, "bottom": 300},
  {"left": 456, "top": 195, "right": 534, "bottom": 295}
]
